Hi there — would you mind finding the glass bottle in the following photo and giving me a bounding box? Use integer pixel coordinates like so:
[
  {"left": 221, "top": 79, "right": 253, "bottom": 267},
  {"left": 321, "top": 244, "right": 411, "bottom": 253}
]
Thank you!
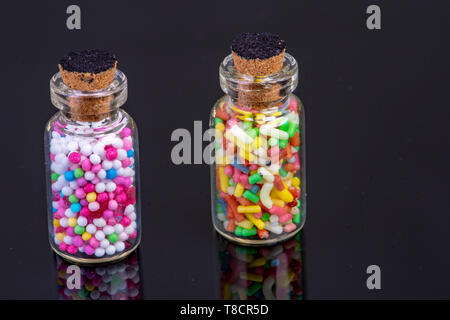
[
  {"left": 45, "top": 69, "right": 141, "bottom": 264},
  {"left": 210, "top": 53, "right": 306, "bottom": 245}
]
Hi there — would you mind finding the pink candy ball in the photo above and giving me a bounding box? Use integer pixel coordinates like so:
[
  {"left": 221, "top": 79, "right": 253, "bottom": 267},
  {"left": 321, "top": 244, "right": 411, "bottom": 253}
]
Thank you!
[
  {"left": 89, "top": 237, "right": 99, "bottom": 248},
  {"left": 115, "top": 185, "right": 124, "bottom": 194},
  {"left": 50, "top": 154, "right": 56, "bottom": 161},
  {"left": 129, "top": 230, "right": 137, "bottom": 239},
  {"left": 121, "top": 127, "right": 131, "bottom": 138},
  {"left": 107, "top": 218, "right": 116, "bottom": 226},
  {"left": 121, "top": 158, "right": 131, "bottom": 168},
  {"left": 72, "top": 235, "right": 84, "bottom": 247},
  {"left": 106, "top": 148, "right": 118, "bottom": 160},
  {"left": 97, "top": 192, "right": 108, "bottom": 202},
  {"left": 116, "top": 193, "right": 127, "bottom": 203},
  {"left": 91, "top": 164, "right": 101, "bottom": 173},
  {"left": 67, "top": 245, "right": 78, "bottom": 254},
  {"left": 68, "top": 152, "right": 81, "bottom": 164},
  {"left": 66, "top": 227, "right": 76, "bottom": 237},
  {"left": 91, "top": 177, "right": 100, "bottom": 185},
  {"left": 81, "top": 158, "right": 92, "bottom": 171},
  {"left": 80, "top": 207, "right": 90, "bottom": 217},
  {"left": 103, "top": 210, "right": 114, "bottom": 219},
  {"left": 80, "top": 199, "right": 88, "bottom": 206},
  {"left": 75, "top": 188, "right": 86, "bottom": 199},
  {"left": 224, "top": 165, "right": 233, "bottom": 177},
  {"left": 108, "top": 200, "right": 118, "bottom": 210},
  {"left": 123, "top": 177, "right": 132, "bottom": 188},
  {"left": 123, "top": 139, "right": 132, "bottom": 151},
  {"left": 84, "top": 183, "right": 95, "bottom": 193},
  {"left": 121, "top": 216, "right": 131, "bottom": 227},
  {"left": 59, "top": 242, "right": 67, "bottom": 252},
  {"left": 76, "top": 177, "right": 87, "bottom": 187},
  {"left": 84, "top": 245, "right": 95, "bottom": 255}
]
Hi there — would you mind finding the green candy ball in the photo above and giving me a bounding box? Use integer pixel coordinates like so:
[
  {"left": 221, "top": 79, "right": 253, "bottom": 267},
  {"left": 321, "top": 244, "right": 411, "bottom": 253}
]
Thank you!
[
  {"left": 68, "top": 194, "right": 79, "bottom": 203},
  {"left": 74, "top": 168, "right": 84, "bottom": 178},
  {"left": 74, "top": 225, "right": 85, "bottom": 235},
  {"left": 108, "top": 233, "right": 119, "bottom": 243}
]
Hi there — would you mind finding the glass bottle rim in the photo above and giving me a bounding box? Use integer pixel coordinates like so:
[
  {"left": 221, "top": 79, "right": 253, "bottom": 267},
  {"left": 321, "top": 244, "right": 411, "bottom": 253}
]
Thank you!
[
  {"left": 219, "top": 52, "right": 298, "bottom": 93},
  {"left": 50, "top": 69, "right": 128, "bottom": 112}
]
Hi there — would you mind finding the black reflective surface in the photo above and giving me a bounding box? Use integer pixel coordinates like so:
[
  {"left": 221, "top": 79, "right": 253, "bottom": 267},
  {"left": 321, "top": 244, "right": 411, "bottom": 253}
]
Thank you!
[{"left": 0, "top": 1, "right": 449, "bottom": 299}]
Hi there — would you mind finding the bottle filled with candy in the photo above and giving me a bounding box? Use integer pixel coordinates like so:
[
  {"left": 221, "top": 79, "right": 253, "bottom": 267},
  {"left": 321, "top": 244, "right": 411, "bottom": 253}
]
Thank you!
[
  {"left": 210, "top": 33, "right": 306, "bottom": 245},
  {"left": 45, "top": 50, "right": 141, "bottom": 263}
]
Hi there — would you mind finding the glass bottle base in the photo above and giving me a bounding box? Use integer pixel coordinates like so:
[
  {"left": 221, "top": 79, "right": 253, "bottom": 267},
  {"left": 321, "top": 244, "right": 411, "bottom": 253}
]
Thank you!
[
  {"left": 213, "top": 222, "right": 304, "bottom": 247},
  {"left": 50, "top": 240, "right": 141, "bottom": 266}
]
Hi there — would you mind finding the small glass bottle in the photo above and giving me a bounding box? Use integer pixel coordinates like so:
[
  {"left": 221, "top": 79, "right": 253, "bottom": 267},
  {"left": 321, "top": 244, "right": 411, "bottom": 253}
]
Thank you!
[
  {"left": 45, "top": 68, "right": 141, "bottom": 264},
  {"left": 210, "top": 48, "right": 306, "bottom": 245}
]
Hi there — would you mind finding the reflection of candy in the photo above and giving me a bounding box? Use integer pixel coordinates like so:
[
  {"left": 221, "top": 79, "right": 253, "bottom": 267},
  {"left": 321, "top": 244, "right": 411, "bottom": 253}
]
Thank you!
[
  {"left": 56, "top": 252, "right": 141, "bottom": 300},
  {"left": 218, "top": 234, "right": 303, "bottom": 300}
]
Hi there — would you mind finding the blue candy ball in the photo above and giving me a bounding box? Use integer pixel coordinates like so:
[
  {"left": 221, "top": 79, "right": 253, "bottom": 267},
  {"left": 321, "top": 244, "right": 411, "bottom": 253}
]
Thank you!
[
  {"left": 64, "top": 170, "right": 75, "bottom": 181},
  {"left": 127, "top": 150, "right": 134, "bottom": 157},
  {"left": 106, "top": 168, "right": 117, "bottom": 179},
  {"left": 71, "top": 203, "right": 82, "bottom": 213}
]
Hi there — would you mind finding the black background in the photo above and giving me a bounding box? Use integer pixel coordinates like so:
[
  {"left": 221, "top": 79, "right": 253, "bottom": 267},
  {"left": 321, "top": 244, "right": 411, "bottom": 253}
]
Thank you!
[{"left": 0, "top": 0, "right": 449, "bottom": 299}]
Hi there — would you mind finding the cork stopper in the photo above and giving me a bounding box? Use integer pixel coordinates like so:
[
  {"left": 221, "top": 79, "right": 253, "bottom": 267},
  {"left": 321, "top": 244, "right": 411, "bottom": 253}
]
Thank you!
[
  {"left": 230, "top": 33, "right": 286, "bottom": 109},
  {"left": 58, "top": 50, "right": 118, "bottom": 122},
  {"left": 231, "top": 32, "right": 286, "bottom": 77}
]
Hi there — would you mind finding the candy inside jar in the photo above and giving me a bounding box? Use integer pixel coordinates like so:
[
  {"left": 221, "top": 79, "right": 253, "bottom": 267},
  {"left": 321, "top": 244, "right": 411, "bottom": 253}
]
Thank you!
[
  {"left": 45, "top": 50, "right": 141, "bottom": 264},
  {"left": 210, "top": 33, "right": 306, "bottom": 245}
]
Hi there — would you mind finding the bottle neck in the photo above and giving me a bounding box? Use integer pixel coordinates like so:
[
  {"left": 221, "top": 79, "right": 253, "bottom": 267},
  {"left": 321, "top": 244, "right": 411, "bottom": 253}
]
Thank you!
[
  {"left": 50, "top": 69, "right": 128, "bottom": 123},
  {"left": 220, "top": 53, "right": 298, "bottom": 111}
]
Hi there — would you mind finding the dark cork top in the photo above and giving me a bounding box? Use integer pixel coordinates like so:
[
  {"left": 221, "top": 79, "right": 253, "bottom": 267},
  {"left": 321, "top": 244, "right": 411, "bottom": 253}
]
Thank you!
[
  {"left": 59, "top": 49, "right": 117, "bottom": 74},
  {"left": 231, "top": 32, "right": 286, "bottom": 60}
]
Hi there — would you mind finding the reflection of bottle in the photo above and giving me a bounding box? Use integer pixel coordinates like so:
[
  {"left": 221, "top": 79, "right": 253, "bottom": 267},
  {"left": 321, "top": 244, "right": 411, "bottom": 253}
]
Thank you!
[
  {"left": 55, "top": 252, "right": 142, "bottom": 300},
  {"left": 217, "top": 233, "right": 303, "bottom": 300}
]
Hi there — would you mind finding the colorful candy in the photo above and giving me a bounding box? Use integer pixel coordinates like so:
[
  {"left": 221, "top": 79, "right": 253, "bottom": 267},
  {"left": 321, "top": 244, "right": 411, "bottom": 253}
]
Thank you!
[
  {"left": 48, "top": 123, "right": 139, "bottom": 259},
  {"left": 213, "top": 97, "right": 304, "bottom": 241}
]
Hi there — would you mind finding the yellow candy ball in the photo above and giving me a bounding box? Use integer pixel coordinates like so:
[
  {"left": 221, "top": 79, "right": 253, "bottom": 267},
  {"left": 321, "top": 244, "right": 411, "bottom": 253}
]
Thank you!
[
  {"left": 85, "top": 282, "right": 95, "bottom": 291},
  {"left": 53, "top": 219, "right": 60, "bottom": 227},
  {"left": 291, "top": 177, "right": 300, "bottom": 188},
  {"left": 215, "top": 122, "right": 225, "bottom": 133},
  {"left": 86, "top": 192, "right": 97, "bottom": 203},
  {"left": 56, "top": 233, "right": 65, "bottom": 241},
  {"left": 68, "top": 217, "right": 77, "bottom": 227},
  {"left": 82, "top": 232, "right": 92, "bottom": 241}
]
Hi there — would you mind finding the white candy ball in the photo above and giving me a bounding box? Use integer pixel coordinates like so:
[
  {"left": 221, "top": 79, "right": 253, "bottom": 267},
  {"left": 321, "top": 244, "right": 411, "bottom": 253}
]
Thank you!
[
  {"left": 95, "top": 182, "right": 106, "bottom": 193},
  {"left": 95, "top": 248, "right": 106, "bottom": 257},
  {"left": 63, "top": 236, "right": 72, "bottom": 245},
  {"left": 128, "top": 212, "right": 137, "bottom": 221},
  {"left": 117, "top": 149, "right": 127, "bottom": 160},
  {"left": 90, "top": 291, "right": 100, "bottom": 300},
  {"left": 106, "top": 245, "right": 116, "bottom": 255},
  {"left": 60, "top": 218, "right": 68, "bottom": 227},
  {"left": 112, "top": 160, "right": 122, "bottom": 169},
  {"left": 97, "top": 169, "right": 107, "bottom": 179},
  {"left": 103, "top": 225, "right": 115, "bottom": 235},
  {"left": 114, "top": 224, "right": 124, "bottom": 234},
  {"left": 61, "top": 186, "right": 73, "bottom": 196},
  {"left": 89, "top": 154, "right": 101, "bottom": 165},
  {"left": 114, "top": 241, "right": 125, "bottom": 252},
  {"left": 52, "top": 201, "right": 59, "bottom": 209},
  {"left": 102, "top": 160, "right": 113, "bottom": 170},
  {"left": 100, "top": 239, "right": 110, "bottom": 248},
  {"left": 88, "top": 202, "right": 100, "bottom": 211},
  {"left": 69, "top": 181, "right": 78, "bottom": 189},
  {"left": 77, "top": 216, "right": 88, "bottom": 227},
  {"left": 67, "top": 141, "right": 79, "bottom": 152},
  {"left": 95, "top": 230, "right": 105, "bottom": 241},
  {"left": 65, "top": 208, "right": 76, "bottom": 218},
  {"left": 106, "top": 182, "right": 116, "bottom": 192},
  {"left": 117, "top": 168, "right": 125, "bottom": 176},
  {"left": 93, "top": 143, "right": 105, "bottom": 155},
  {"left": 86, "top": 224, "right": 96, "bottom": 234},
  {"left": 93, "top": 218, "right": 106, "bottom": 228},
  {"left": 124, "top": 204, "right": 135, "bottom": 215},
  {"left": 125, "top": 226, "right": 135, "bottom": 235},
  {"left": 50, "top": 144, "right": 62, "bottom": 154},
  {"left": 84, "top": 171, "right": 95, "bottom": 181},
  {"left": 80, "top": 144, "right": 93, "bottom": 156},
  {"left": 112, "top": 139, "right": 123, "bottom": 149},
  {"left": 55, "top": 153, "right": 67, "bottom": 163},
  {"left": 119, "top": 232, "right": 128, "bottom": 241}
]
